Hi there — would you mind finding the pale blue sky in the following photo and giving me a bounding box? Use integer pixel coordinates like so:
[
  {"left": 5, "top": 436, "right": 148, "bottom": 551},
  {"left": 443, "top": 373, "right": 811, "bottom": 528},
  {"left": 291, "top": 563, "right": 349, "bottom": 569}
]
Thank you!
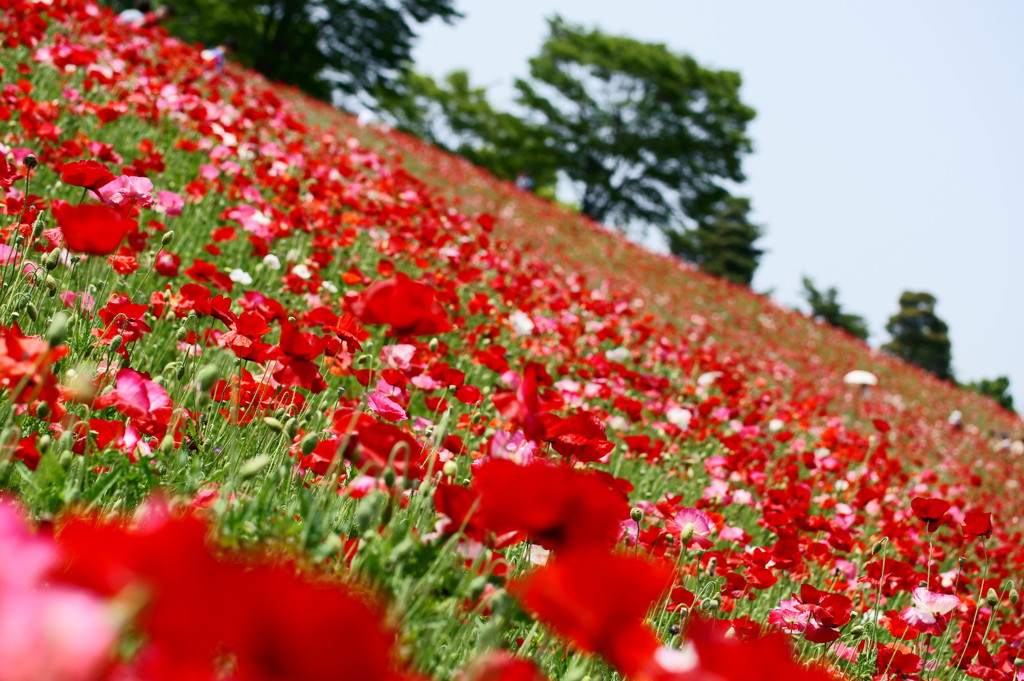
[{"left": 412, "top": 1, "right": 1024, "bottom": 408}]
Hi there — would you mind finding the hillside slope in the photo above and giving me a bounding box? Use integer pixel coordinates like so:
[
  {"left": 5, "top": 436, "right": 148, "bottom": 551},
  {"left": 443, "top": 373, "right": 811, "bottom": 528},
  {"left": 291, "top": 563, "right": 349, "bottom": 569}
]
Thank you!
[{"left": 0, "top": 2, "right": 1021, "bottom": 680}]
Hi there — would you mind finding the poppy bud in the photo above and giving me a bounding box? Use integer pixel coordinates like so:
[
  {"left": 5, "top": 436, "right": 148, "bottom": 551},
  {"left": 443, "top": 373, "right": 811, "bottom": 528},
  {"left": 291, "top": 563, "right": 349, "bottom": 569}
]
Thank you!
[
  {"left": 159, "top": 435, "right": 174, "bottom": 455},
  {"left": 24, "top": 302, "right": 37, "bottom": 322},
  {"left": 442, "top": 460, "right": 457, "bottom": 477},
  {"left": 57, "top": 428, "right": 75, "bottom": 452},
  {"left": 262, "top": 417, "right": 284, "bottom": 432},
  {"left": 37, "top": 434, "right": 51, "bottom": 452},
  {"left": 36, "top": 402, "right": 49, "bottom": 420},
  {"left": 668, "top": 624, "right": 681, "bottom": 635},
  {"left": 429, "top": 338, "right": 439, "bottom": 352},
  {"left": 45, "top": 248, "right": 61, "bottom": 270},
  {"left": 680, "top": 522, "right": 696, "bottom": 546},
  {"left": 383, "top": 467, "right": 396, "bottom": 489},
  {"left": 630, "top": 507, "right": 643, "bottom": 523},
  {"left": 872, "top": 539, "right": 886, "bottom": 555},
  {"left": 162, "top": 230, "right": 175, "bottom": 245},
  {"left": 45, "top": 311, "right": 69, "bottom": 348},
  {"left": 45, "top": 275, "right": 57, "bottom": 292},
  {"left": 986, "top": 588, "right": 1000, "bottom": 607},
  {"left": 24, "top": 154, "right": 37, "bottom": 169},
  {"left": 240, "top": 454, "right": 271, "bottom": 479},
  {"left": 355, "top": 493, "right": 384, "bottom": 532},
  {"left": 300, "top": 432, "right": 319, "bottom": 456},
  {"left": 1010, "top": 589, "right": 1019, "bottom": 605},
  {"left": 284, "top": 417, "right": 299, "bottom": 440},
  {"left": 0, "top": 425, "right": 20, "bottom": 447},
  {"left": 58, "top": 450, "right": 74, "bottom": 470},
  {"left": 32, "top": 215, "right": 45, "bottom": 238},
  {"left": 110, "top": 334, "right": 123, "bottom": 351},
  {"left": 196, "top": 364, "right": 219, "bottom": 392},
  {"left": 703, "top": 598, "right": 720, "bottom": 611}
]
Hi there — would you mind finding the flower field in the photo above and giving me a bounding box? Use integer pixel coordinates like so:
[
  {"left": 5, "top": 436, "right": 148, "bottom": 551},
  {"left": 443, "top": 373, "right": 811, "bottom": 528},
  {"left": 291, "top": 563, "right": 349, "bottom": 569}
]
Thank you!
[{"left": 1, "top": 1, "right": 1022, "bottom": 679}]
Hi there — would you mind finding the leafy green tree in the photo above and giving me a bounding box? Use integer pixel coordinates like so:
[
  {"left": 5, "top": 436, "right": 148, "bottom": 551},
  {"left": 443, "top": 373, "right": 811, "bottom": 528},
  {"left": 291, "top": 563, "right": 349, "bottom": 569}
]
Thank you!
[
  {"left": 667, "top": 195, "right": 763, "bottom": 286},
  {"left": 513, "top": 17, "right": 756, "bottom": 239},
  {"left": 964, "top": 376, "right": 1015, "bottom": 413},
  {"left": 800, "top": 277, "right": 870, "bottom": 340},
  {"left": 882, "top": 291, "right": 954, "bottom": 380},
  {"left": 378, "top": 70, "right": 560, "bottom": 195},
  {"left": 137, "top": 0, "right": 460, "bottom": 102}
]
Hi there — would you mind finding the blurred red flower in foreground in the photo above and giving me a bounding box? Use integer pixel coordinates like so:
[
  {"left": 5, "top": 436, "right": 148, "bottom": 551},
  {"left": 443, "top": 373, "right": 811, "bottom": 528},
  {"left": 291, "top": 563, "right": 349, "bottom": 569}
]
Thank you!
[
  {"left": 54, "top": 500, "right": 418, "bottom": 681},
  {"left": 910, "top": 497, "right": 950, "bottom": 532},
  {"left": 645, "top": 619, "right": 840, "bottom": 681},
  {"left": 509, "top": 550, "right": 673, "bottom": 678},
  {"left": 457, "top": 651, "right": 549, "bottom": 681},
  {"left": 52, "top": 201, "right": 135, "bottom": 255},
  {"left": 353, "top": 272, "right": 452, "bottom": 336},
  {"left": 474, "top": 458, "right": 629, "bottom": 551}
]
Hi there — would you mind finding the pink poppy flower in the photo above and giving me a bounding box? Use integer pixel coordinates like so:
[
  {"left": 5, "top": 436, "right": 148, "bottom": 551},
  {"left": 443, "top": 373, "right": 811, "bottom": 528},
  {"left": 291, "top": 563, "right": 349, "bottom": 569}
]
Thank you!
[
  {"left": 768, "top": 598, "right": 811, "bottom": 633},
  {"left": 98, "top": 175, "right": 154, "bottom": 209},
  {"left": 156, "top": 190, "right": 184, "bottom": 217},
  {"left": 667, "top": 507, "right": 716, "bottom": 549},
  {"left": 367, "top": 392, "right": 408, "bottom": 422},
  {"left": 900, "top": 587, "right": 959, "bottom": 635}
]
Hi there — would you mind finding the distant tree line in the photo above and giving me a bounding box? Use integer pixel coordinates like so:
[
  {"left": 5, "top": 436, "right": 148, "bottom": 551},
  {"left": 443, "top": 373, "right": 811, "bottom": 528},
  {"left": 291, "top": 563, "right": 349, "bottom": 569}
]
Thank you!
[{"left": 802, "top": 282, "right": 1014, "bottom": 413}]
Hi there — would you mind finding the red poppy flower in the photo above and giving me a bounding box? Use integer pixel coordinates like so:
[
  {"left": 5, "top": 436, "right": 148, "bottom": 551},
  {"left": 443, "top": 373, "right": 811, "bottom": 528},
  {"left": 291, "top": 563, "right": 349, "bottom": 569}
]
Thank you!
[
  {"left": 911, "top": 497, "right": 950, "bottom": 532},
  {"left": 0, "top": 154, "right": 17, "bottom": 188},
  {"left": 59, "top": 159, "right": 116, "bottom": 191},
  {"left": 962, "top": 511, "right": 993, "bottom": 539},
  {"left": 473, "top": 459, "right": 629, "bottom": 551},
  {"left": 546, "top": 410, "right": 615, "bottom": 463},
  {"left": 458, "top": 651, "right": 549, "bottom": 681},
  {"left": 52, "top": 201, "right": 136, "bottom": 255},
  {"left": 0, "top": 323, "right": 68, "bottom": 413},
  {"left": 509, "top": 550, "right": 672, "bottom": 676},
  {"left": 352, "top": 272, "right": 452, "bottom": 336},
  {"left": 670, "top": 618, "right": 839, "bottom": 681}
]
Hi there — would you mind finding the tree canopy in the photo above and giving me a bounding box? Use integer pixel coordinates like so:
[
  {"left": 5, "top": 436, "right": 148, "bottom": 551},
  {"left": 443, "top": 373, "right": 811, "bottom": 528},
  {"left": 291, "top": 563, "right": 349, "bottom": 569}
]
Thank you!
[
  {"left": 152, "top": 0, "right": 460, "bottom": 102},
  {"left": 667, "top": 195, "right": 763, "bottom": 285},
  {"left": 800, "top": 277, "right": 870, "bottom": 341},
  {"left": 964, "top": 376, "right": 1016, "bottom": 413},
  {"left": 513, "top": 17, "right": 756, "bottom": 236},
  {"left": 378, "top": 70, "right": 560, "bottom": 196},
  {"left": 882, "top": 291, "right": 953, "bottom": 380}
]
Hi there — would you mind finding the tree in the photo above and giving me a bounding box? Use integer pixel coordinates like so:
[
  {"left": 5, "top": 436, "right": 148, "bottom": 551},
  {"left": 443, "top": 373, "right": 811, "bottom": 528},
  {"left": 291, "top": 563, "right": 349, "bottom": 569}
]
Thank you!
[
  {"left": 667, "top": 195, "right": 763, "bottom": 286},
  {"left": 800, "top": 277, "right": 870, "bottom": 340},
  {"left": 513, "top": 17, "right": 756, "bottom": 239},
  {"left": 378, "top": 70, "right": 561, "bottom": 196},
  {"left": 881, "top": 291, "right": 953, "bottom": 380},
  {"left": 964, "top": 376, "right": 1015, "bottom": 413},
  {"left": 148, "top": 0, "right": 460, "bottom": 102}
]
